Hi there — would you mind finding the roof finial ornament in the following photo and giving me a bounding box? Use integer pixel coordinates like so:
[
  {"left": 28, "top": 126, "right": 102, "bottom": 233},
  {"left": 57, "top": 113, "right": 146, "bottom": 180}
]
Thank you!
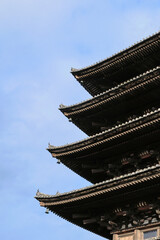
[
  {"left": 36, "top": 189, "right": 40, "bottom": 196},
  {"left": 45, "top": 208, "right": 49, "bottom": 214},
  {"left": 57, "top": 159, "right": 61, "bottom": 164},
  {"left": 59, "top": 104, "right": 66, "bottom": 108},
  {"left": 71, "top": 67, "right": 78, "bottom": 72}
]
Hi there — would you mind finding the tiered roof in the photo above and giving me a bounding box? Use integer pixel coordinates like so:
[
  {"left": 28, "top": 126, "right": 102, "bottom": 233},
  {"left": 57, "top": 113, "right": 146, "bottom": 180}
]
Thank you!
[
  {"left": 60, "top": 67, "right": 160, "bottom": 135},
  {"left": 48, "top": 108, "right": 160, "bottom": 183},
  {"left": 36, "top": 31, "right": 160, "bottom": 239}
]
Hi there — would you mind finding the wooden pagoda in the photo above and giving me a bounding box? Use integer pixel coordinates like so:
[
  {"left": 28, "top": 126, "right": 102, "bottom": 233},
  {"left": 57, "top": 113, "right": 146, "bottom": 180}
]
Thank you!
[{"left": 35, "top": 31, "right": 160, "bottom": 240}]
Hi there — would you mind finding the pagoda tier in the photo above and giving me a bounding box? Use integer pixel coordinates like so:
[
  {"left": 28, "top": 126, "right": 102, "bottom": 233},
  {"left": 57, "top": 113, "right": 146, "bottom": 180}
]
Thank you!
[
  {"left": 35, "top": 165, "right": 160, "bottom": 240},
  {"left": 48, "top": 109, "right": 160, "bottom": 183},
  {"left": 71, "top": 31, "right": 160, "bottom": 96},
  {"left": 60, "top": 67, "right": 160, "bottom": 136}
]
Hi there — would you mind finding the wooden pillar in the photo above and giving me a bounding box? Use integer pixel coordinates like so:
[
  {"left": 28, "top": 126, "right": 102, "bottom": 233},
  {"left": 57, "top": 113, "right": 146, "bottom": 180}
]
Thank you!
[
  {"left": 113, "top": 233, "right": 118, "bottom": 240},
  {"left": 133, "top": 229, "right": 141, "bottom": 240}
]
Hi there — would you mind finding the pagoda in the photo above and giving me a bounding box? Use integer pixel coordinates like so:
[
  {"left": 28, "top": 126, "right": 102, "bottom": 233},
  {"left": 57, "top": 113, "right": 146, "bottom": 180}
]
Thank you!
[{"left": 35, "top": 31, "right": 160, "bottom": 240}]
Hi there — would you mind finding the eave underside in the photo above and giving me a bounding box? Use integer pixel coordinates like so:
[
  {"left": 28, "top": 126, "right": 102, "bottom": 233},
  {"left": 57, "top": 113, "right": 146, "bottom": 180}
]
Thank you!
[
  {"left": 48, "top": 109, "right": 160, "bottom": 183},
  {"left": 61, "top": 67, "right": 160, "bottom": 135},
  {"left": 49, "top": 109, "right": 160, "bottom": 157}
]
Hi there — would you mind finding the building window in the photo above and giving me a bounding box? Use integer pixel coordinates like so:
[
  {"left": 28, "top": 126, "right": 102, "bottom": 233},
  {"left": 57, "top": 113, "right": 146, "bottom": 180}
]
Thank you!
[{"left": 143, "top": 229, "right": 157, "bottom": 239}]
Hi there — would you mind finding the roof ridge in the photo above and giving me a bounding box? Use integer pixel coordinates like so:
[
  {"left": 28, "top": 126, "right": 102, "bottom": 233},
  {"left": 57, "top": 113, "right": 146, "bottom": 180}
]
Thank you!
[
  {"left": 48, "top": 107, "right": 160, "bottom": 150},
  {"left": 71, "top": 31, "right": 160, "bottom": 74},
  {"left": 59, "top": 66, "right": 160, "bottom": 110},
  {"left": 35, "top": 164, "right": 160, "bottom": 199}
]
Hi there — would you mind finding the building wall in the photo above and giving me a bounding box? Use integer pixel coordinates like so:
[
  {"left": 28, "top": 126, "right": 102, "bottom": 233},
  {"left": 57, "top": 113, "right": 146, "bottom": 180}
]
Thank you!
[{"left": 113, "top": 226, "right": 160, "bottom": 240}]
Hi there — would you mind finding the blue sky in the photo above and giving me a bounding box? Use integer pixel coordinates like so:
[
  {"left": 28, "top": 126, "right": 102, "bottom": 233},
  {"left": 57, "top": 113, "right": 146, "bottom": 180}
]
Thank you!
[{"left": 1, "top": 1, "right": 160, "bottom": 240}]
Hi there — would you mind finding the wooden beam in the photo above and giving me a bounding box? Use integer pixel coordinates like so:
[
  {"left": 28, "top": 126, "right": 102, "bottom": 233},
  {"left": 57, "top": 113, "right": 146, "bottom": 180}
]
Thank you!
[
  {"left": 92, "top": 121, "right": 103, "bottom": 127},
  {"left": 83, "top": 218, "right": 97, "bottom": 225},
  {"left": 133, "top": 220, "right": 139, "bottom": 225},
  {"left": 115, "top": 211, "right": 128, "bottom": 216},
  {"left": 91, "top": 168, "right": 105, "bottom": 174},
  {"left": 101, "top": 126, "right": 109, "bottom": 131},
  {"left": 106, "top": 169, "right": 117, "bottom": 177},
  {"left": 98, "top": 222, "right": 109, "bottom": 228},
  {"left": 108, "top": 220, "right": 117, "bottom": 227},
  {"left": 121, "top": 157, "right": 132, "bottom": 165},
  {"left": 81, "top": 164, "right": 97, "bottom": 169},
  {"left": 156, "top": 209, "right": 160, "bottom": 215},
  {"left": 100, "top": 216, "right": 107, "bottom": 222},
  {"left": 72, "top": 213, "right": 90, "bottom": 219},
  {"left": 137, "top": 205, "right": 153, "bottom": 211}
]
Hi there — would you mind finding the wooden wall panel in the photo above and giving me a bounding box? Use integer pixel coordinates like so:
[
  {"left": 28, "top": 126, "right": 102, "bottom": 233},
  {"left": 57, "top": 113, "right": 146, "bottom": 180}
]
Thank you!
[{"left": 119, "top": 234, "right": 133, "bottom": 240}]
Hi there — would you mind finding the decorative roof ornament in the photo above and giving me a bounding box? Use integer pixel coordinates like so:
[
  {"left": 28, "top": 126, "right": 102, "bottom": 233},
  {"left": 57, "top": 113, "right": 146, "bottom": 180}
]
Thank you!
[
  {"left": 36, "top": 189, "right": 41, "bottom": 197},
  {"left": 71, "top": 67, "right": 78, "bottom": 72},
  {"left": 45, "top": 208, "right": 49, "bottom": 214},
  {"left": 59, "top": 104, "right": 66, "bottom": 108},
  {"left": 48, "top": 142, "right": 52, "bottom": 148}
]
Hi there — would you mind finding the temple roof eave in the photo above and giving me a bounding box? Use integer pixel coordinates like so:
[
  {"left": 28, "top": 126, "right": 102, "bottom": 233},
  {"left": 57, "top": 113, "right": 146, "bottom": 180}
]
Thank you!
[
  {"left": 47, "top": 108, "right": 160, "bottom": 158},
  {"left": 71, "top": 31, "right": 160, "bottom": 78},
  {"left": 59, "top": 66, "right": 160, "bottom": 117},
  {"left": 70, "top": 31, "right": 160, "bottom": 96},
  {"left": 35, "top": 164, "right": 160, "bottom": 205}
]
